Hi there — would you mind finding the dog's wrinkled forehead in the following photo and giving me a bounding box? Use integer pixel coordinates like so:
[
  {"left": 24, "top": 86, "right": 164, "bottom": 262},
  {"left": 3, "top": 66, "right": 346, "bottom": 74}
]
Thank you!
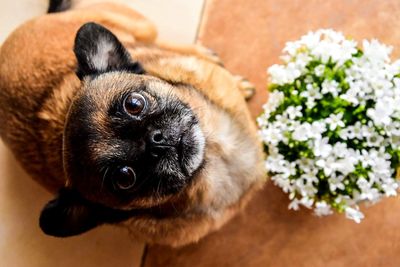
[
  {"left": 82, "top": 72, "right": 150, "bottom": 106},
  {"left": 70, "top": 73, "right": 175, "bottom": 132},
  {"left": 80, "top": 73, "right": 192, "bottom": 126}
]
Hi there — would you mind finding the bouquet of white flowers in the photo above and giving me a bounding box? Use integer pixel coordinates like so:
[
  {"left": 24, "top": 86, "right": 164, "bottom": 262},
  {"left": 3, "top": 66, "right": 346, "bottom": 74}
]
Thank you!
[{"left": 257, "top": 29, "right": 400, "bottom": 223}]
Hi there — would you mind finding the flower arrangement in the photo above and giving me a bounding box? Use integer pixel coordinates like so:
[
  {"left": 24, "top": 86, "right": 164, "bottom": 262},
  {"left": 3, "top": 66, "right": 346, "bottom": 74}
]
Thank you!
[{"left": 257, "top": 29, "right": 400, "bottom": 223}]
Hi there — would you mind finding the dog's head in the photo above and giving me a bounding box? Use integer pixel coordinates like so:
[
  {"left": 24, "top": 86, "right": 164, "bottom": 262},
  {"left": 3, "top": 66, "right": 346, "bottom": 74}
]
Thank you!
[{"left": 39, "top": 23, "right": 206, "bottom": 237}]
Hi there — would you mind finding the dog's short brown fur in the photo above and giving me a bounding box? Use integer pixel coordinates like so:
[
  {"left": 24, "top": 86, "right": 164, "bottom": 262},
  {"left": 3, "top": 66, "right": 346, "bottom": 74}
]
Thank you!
[{"left": 0, "top": 1, "right": 265, "bottom": 246}]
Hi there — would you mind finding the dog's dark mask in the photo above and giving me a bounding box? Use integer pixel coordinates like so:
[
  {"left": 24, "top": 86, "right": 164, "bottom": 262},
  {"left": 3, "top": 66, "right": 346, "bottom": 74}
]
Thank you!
[{"left": 39, "top": 22, "right": 206, "bottom": 237}]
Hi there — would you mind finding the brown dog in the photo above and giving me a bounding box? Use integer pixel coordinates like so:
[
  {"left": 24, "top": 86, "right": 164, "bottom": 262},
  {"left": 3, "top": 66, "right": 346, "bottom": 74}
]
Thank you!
[{"left": 0, "top": 0, "right": 265, "bottom": 246}]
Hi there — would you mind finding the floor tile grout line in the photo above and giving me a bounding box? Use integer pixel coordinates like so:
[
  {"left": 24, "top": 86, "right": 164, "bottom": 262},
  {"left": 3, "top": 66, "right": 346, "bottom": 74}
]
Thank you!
[
  {"left": 139, "top": 244, "right": 149, "bottom": 267},
  {"left": 194, "top": 0, "right": 207, "bottom": 43}
]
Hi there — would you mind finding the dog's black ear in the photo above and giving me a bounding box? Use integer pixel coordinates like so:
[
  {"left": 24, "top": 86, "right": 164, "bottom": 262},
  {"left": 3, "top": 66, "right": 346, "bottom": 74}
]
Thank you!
[
  {"left": 39, "top": 188, "right": 103, "bottom": 237},
  {"left": 39, "top": 188, "right": 134, "bottom": 237},
  {"left": 73, "top": 22, "right": 145, "bottom": 80}
]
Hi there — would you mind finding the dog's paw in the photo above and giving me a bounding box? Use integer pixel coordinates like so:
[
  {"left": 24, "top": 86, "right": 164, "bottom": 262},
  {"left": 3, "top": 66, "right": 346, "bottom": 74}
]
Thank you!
[
  {"left": 235, "top": 75, "right": 256, "bottom": 100},
  {"left": 194, "top": 44, "right": 224, "bottom": 66}
]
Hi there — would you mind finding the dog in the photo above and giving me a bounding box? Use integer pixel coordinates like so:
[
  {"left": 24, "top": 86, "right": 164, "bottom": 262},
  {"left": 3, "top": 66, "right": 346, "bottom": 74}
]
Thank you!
[{"left": 0, "top": 0, "right": 265, "bottom": 246}]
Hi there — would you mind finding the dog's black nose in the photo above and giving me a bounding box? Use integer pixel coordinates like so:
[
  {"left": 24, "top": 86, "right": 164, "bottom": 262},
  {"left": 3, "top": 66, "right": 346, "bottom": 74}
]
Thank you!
[{"left": 148, "top": 130, "right": 168, "bottom": 156}]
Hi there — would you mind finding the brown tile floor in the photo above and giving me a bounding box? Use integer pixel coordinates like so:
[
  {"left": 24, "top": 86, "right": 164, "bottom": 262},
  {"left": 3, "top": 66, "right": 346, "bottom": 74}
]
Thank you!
[{"left": 143, "top": 0, "right": 400, "bottom": 266}]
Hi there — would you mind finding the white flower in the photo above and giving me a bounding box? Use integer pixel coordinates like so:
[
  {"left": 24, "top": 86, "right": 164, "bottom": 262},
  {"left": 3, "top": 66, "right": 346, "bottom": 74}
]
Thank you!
[
  {"left": 289, "top": 199, "right": 300, "bottom": 210},
  {"left": 342, "top": 123, "right": 363, "bottom": 140},
  {"left": 295, "top": 178, "right": 318, "bottom": 198},
  {"left": 332, "top": 142, "right": 348, "bottom": 157},
  {"left": 363, "top": 39, "right": 392, "bottom": 63},
  {"left": 345, "top": 207, "right": 365, "bottom": 223},
  {"left": 296, "top": 158, "right": 316, "bottom": 174},
  {"left": 265, "top": 153, "right": 287, "bottom": 174},
  {"left": 273, "top": 174, "right": 293, "bottom": 193},
  {"left": 382, "top": 179, "right": 399, "bottom": 197},
  {"left": 316, "top": 156, "right": 337, "bottom": 176},
  {"left": 313, "top": 137, "right": 332, "bottom": 157},
  {"left": 325, "top": 113, "right": 345, "bottom": 130},
  {"left": 357, "top": 178, "right": 380, "bottom": 202},
  {"left": 321, "top": 80, "right": 340, "bottom": 97},
  {"left": 335, "top": 159, "right": 356, "bottom": 176},
  {"left": 300, "top": 84, "right": 322, "bottom": 100},
  {"left": 260, "top": 128, "right": 281, "bottom": 146},
  {"left": 299, "top": 197, "right": 314, "bottom": 209},
  {"left": 268, "top": 63, "right": 302, "bottom": 85},
  {"left": 292, "top": 122, "right": 312, "bottom": 141},
  {"left": 262, "top": 91, "right": 285, "bottom": 116},
  {"left": 367, "top": 99, "right": 394, "bottom": 126},
  {"left": 366, "top": 133, "right": 385, "bottom": 147},
  {"left": 328, "top": 176, "right": 345, "bottom": 192},
  {"left": 300, "top": 172, "right": 319, "bottom": 184},
  {"left": 310, "top": 121, "right": 327, "bottom": 137},
  {"left": 314, "top": 201, "right": 333, "bottom": 216},
  {"left": 286, "top": 106, "right": 303, "bottom": 120},
  {"left": 340, "top": 87, "right": 359, "bottom": 105},
  {"left": 314, "top": 65, "right": 325, "bottom": 77}
]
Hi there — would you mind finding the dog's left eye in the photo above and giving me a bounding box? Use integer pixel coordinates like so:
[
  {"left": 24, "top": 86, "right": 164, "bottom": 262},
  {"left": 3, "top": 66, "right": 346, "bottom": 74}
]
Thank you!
[{"left": 124, "top": 93, "right": 147, "bottom": 116}]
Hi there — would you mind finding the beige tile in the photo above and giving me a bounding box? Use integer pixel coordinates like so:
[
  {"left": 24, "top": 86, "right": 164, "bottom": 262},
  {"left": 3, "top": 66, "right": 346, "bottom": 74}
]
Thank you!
[
  {"left": 0, "top": 0, "right": 48, "bottom": 44},
  {"left": 0, "top": 0, "right": 205, "bottom": 44},
  {"left": 127, "top": 0, "right": 204, "bottom": 43},
  {"left": 0, "top": 140, "right": 144, "bottom": 267}
]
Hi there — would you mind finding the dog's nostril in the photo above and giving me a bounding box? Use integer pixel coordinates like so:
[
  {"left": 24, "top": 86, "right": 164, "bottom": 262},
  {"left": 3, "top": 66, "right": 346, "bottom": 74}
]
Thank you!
[{"left": 151, "top": 130, "right": 164, "bottom": 143}]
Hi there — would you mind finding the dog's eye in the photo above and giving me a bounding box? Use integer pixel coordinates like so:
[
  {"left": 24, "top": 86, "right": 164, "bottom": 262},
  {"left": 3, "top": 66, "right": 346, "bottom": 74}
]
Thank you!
[
  {"left": 112, "top": 166, "right": 136, "bottom": 191},
  {"left": 124, "top": 93, "right": 146, "bottom": 116}
]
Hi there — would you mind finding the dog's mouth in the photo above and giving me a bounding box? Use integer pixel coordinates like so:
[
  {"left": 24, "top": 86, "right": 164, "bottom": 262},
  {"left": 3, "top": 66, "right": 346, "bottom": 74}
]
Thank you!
[
  {"left": 149, "top": 133, "right": 188, "bottom": 173},
  {"left": 177, "top": 124, "right": 206, "bottom": 176}
]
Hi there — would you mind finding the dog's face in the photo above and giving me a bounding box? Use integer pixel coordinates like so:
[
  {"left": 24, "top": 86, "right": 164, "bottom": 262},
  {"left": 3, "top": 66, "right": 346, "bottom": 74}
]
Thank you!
[{"left": 39, "top": 23, "right": 206, "bottom": 237}]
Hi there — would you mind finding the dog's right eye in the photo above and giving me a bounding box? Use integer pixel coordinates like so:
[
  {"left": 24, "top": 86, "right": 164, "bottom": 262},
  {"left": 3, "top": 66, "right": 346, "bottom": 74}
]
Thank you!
[
  {"left": 124, "top": 93, "right": 147, "bottom": 116},
  {"left": 111, "top": 166, "right": 137, "bottom": 191}
]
